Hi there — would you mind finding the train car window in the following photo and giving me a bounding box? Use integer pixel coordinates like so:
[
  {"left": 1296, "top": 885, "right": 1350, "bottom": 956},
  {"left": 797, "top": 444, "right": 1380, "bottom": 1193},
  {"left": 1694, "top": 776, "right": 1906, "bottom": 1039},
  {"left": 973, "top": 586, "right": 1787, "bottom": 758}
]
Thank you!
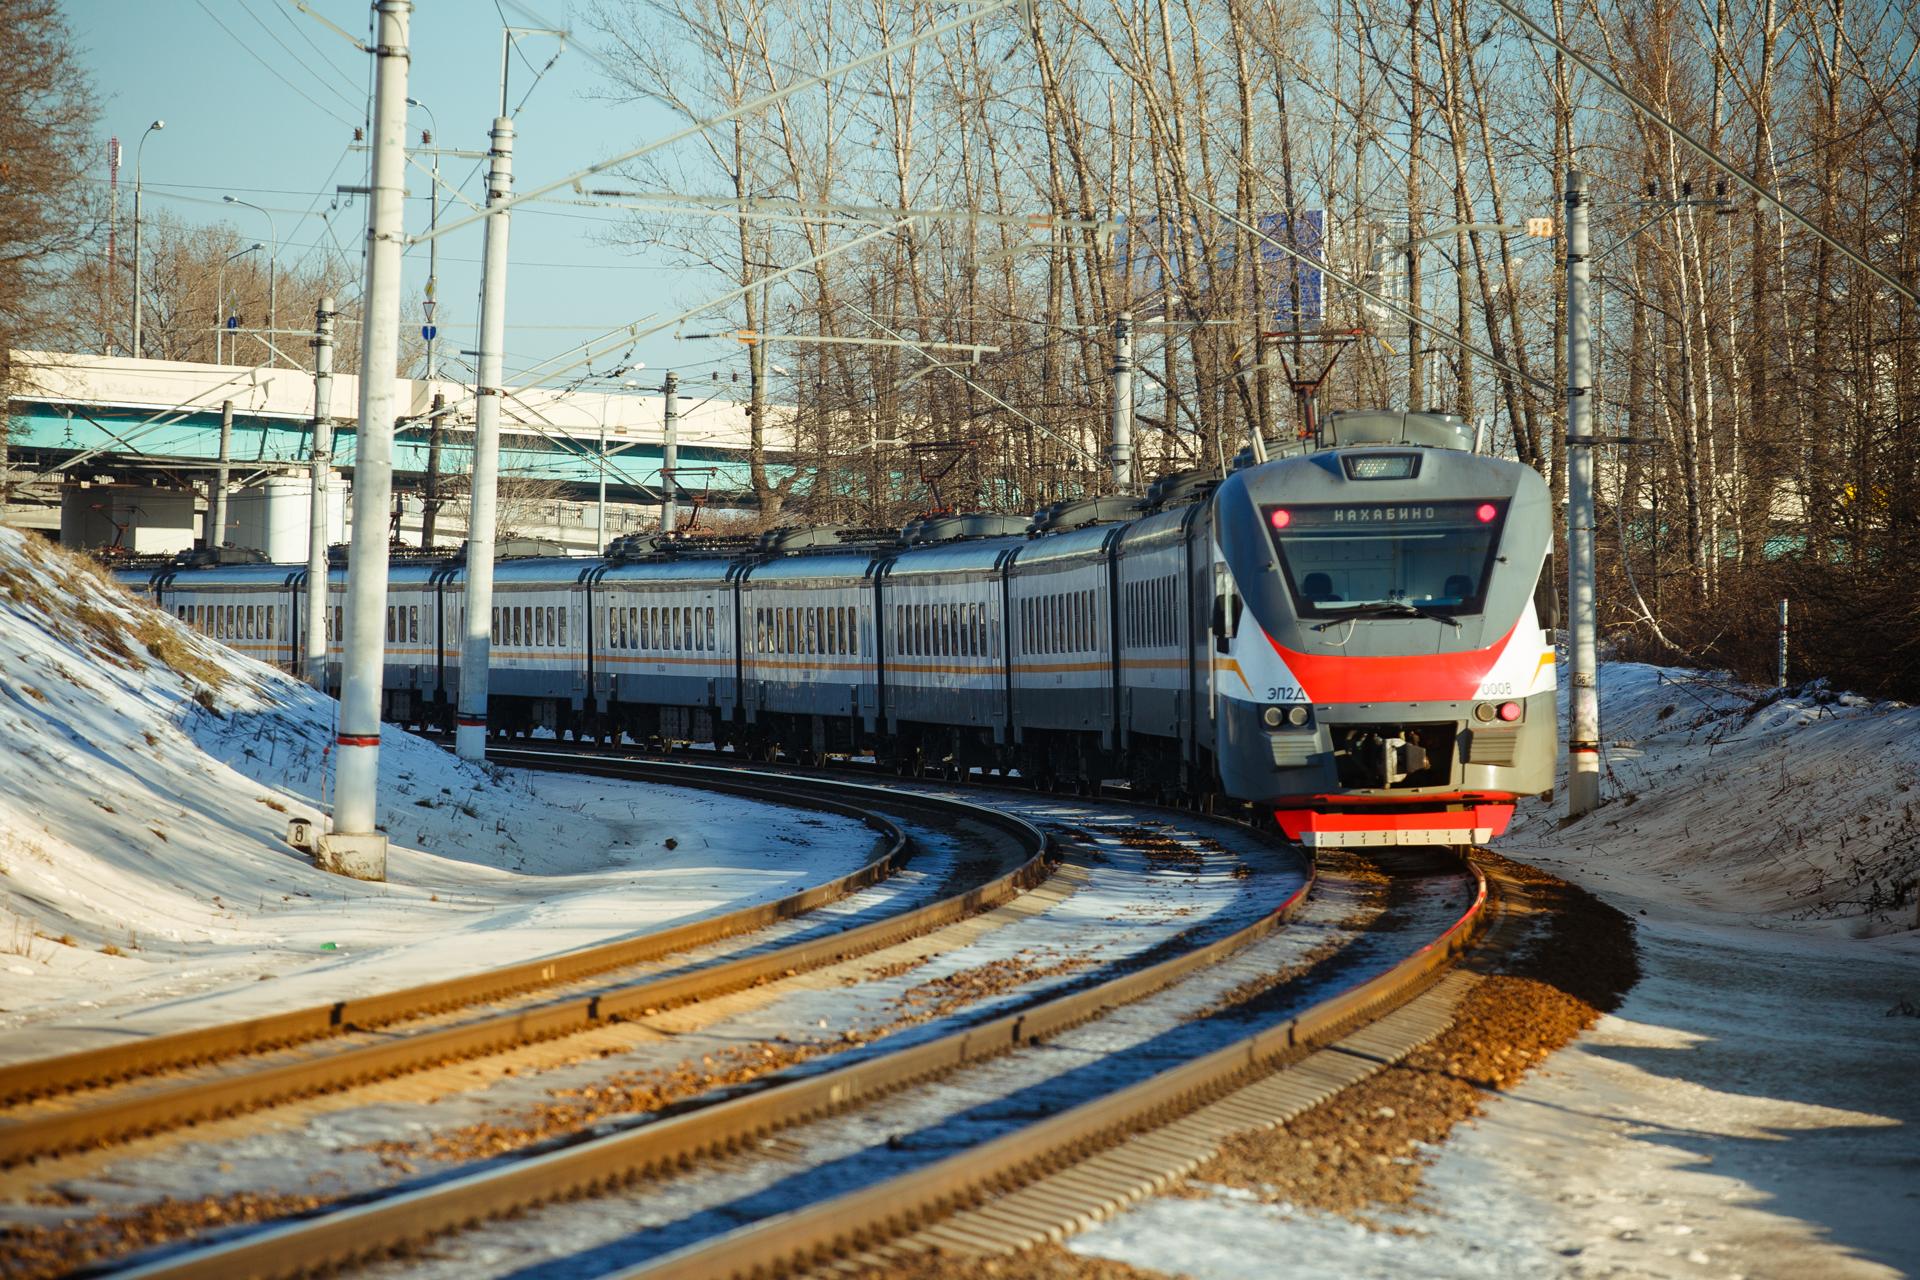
[
  {"left": 696, "top": 606, "right": 706, "bottom": 652},
  {"left": 706, "top": 606, "right": 716, "bottom": 651},
  {"left": 492, "top": 608, "right": 501, "bottom": 644},
  {"left": 384, "top": 607, "right": 393, "bottom": 643},
  {"left": 558, "top": 607, "right": 567, "bottom": 647},
  {"left": 266, "top": 606, "right": 275, "bottom": 641},
  {"left": 412, "top": 606, "right": 421, "bottom": 644},
  {"left": 534, "top": 608, "right": 544, "bottom": 647}
]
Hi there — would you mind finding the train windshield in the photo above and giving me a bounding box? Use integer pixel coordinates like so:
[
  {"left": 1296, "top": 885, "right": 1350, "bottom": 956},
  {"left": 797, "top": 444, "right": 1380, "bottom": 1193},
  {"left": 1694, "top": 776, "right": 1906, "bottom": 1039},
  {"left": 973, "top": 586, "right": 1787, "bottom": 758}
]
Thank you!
[{"left": 1263, "top": 500, "right": 1508, "bottom": 618}]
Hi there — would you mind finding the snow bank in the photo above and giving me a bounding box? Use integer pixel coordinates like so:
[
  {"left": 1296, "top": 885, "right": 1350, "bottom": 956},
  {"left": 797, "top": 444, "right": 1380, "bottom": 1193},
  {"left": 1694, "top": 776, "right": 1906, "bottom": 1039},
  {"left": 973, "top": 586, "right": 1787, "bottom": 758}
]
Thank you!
[
  {"left": 1508, "top": 659, "right": 1919, "bottom": 943},
  {"left": 0, "top": 530, "right": 873, "bottom": 1041}
]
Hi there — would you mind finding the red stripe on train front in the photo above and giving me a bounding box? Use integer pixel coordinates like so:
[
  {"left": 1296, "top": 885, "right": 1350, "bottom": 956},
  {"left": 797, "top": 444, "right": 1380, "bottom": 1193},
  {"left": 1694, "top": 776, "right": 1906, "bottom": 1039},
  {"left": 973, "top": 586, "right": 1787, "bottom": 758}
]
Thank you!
[
  {"left": 1274, "top": 804, "right": 1514, "bottom": 847},
  {"left": 1271, "top": 622, "right": 1518, "bottom": 704}
]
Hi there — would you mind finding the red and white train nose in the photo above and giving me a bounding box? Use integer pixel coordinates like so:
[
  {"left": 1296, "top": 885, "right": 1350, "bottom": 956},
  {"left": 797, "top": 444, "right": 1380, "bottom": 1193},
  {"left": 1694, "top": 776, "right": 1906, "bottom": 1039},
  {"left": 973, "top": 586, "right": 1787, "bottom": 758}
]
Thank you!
[{"left": 1273, "top": 803, "right": 1516, "bottom": 848}]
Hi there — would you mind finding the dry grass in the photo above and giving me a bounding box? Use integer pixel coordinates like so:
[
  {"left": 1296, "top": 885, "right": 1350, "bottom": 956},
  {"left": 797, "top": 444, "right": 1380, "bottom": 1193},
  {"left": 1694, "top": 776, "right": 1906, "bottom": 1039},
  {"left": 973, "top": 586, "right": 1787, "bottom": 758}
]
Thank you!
[
  {"left": 1, "top": 533, "right": 232, "bottom": 694},
  {"left": 130, "top": 614, "right": 230, "bottom": 691}
]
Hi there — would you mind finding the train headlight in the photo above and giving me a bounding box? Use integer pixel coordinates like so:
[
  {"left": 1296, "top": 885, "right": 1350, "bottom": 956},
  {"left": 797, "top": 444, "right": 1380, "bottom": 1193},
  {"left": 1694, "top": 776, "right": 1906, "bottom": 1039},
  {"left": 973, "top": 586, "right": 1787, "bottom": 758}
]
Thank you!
[
  {"left": 1473, "top": 702, "right": 1496, "bottom": 722},
  {"left": 1498, "top": 701, "right": 1523, "bottom": 722},
  {"left": 1287, "top": 705, "right": 1310, "bottom": 726},
  {"left": 1262, "top": 705, "right": 1284, "bottom": 728}
]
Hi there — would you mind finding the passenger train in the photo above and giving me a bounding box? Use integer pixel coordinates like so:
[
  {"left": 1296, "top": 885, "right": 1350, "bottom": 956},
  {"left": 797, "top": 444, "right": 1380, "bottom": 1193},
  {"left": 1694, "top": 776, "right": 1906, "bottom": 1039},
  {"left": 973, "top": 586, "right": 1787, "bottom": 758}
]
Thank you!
[{"left": 116, "top": 410, "right": 1559, "bottom": 847}]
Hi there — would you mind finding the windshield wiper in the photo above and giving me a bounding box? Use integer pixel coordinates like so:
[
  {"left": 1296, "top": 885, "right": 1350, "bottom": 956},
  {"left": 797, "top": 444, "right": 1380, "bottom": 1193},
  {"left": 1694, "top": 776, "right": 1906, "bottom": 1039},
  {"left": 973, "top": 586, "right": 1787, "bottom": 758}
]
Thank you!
[{"left": 1312, "top": 601, "right": 1462, "bottom": 630}]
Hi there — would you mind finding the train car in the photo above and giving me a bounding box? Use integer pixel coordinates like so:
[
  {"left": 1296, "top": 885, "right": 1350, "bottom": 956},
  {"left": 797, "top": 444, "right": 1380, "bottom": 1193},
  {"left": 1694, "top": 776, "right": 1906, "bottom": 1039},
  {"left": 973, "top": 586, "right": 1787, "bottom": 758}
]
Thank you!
[
  {"left": 1112, "top": 474, "right": 1213, "bottom": 795},
  {"left": 876, "top": 515, "right": 1027, "bottom": 776},
  {"left": 1005, "top": 501, "right": 1131, "bottom": 786},
  {"left": 589, "top": 548, "right": 738, "bottom": 747},
  {"left": 466, "top": 557, "right": 591, "bottom": 738},
  {"left": 379, "top": 559, "right": 454, "bottom": 727},
  {"left": 1206, "top": 410, "right": 1557, "bottom": 846},
  {"left": 739, "top": 529, "right": 883, "bottom": 762}
]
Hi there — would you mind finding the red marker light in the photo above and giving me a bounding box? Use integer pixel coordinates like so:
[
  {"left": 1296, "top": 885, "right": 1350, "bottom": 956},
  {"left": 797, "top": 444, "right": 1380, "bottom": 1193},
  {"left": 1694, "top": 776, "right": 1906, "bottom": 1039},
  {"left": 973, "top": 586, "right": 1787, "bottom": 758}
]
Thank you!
[
  {"left": 1270, "top": 508, "right": 1292, "bottom": 529},
  {"left": 1498, "top": 701, "right": 1522, "bottom": 722},
  {"left": 1476, "top": 503, "right": 1498, "bottom": 523}
]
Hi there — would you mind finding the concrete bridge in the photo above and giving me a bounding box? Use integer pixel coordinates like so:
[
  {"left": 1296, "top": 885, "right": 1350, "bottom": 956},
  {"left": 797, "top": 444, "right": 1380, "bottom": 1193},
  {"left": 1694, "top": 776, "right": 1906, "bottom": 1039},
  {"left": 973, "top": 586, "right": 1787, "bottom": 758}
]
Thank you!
[{"left": 1, "top": 351, "right": 795, "bottom": 556}]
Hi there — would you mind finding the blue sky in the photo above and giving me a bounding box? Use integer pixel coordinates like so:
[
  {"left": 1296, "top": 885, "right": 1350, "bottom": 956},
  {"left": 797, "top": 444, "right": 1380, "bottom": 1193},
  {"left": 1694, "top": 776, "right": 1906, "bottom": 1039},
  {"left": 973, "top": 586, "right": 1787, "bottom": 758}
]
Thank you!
[{"left": 70, "top": 0, "right": 745, "bottom": 391}]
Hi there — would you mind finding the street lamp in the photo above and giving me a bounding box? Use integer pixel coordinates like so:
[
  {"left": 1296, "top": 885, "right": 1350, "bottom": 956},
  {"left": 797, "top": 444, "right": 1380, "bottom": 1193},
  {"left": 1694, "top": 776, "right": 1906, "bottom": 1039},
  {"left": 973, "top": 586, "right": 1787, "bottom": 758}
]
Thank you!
[
  {"left": 222, "top": 196, "right": 278, "bottom": 364},
  {"left": 406, "top": 97, "right": 441, "bottom": 382},
  {"left": 131, "top": 120, "right": 164, "bottom": 358},
  {"left": 216, "top": 243, "right": 262, "bottom": 365}
]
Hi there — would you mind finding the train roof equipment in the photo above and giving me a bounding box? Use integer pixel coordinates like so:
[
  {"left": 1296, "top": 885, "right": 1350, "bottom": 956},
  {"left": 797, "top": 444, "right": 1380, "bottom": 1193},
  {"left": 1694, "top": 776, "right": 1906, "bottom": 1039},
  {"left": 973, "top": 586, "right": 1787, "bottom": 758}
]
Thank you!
[
  {"left": 1028, "top": 494, "right": 1144, "bottom": 535},
  {"left": 1320, "top": 409, "right": 1475, "bottom": 451},
  {"left": 898, "top": 513, "right": 1030, "bottom": 545},
  {"left": 1142, "top": 467, "right": 1220, "bottom": 510}
]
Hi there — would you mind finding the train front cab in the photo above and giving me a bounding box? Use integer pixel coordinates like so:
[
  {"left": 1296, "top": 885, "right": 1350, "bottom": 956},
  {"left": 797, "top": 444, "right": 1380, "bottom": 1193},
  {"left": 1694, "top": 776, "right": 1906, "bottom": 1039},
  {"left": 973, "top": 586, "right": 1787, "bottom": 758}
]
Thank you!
[{"left": 1210, "top": 435, "right": 1557, "bottom": 847}]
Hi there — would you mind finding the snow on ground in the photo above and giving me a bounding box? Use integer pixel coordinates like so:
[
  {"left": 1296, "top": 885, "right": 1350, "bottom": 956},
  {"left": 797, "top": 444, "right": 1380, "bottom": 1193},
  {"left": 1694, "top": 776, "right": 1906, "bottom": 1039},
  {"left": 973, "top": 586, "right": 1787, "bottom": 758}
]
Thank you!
[
  {"left": 0, "top": 529, "right": 875, "bottom": 1051},
  {"left": 1073, "top": 659, "right": 1920, "bottom": 1279}
]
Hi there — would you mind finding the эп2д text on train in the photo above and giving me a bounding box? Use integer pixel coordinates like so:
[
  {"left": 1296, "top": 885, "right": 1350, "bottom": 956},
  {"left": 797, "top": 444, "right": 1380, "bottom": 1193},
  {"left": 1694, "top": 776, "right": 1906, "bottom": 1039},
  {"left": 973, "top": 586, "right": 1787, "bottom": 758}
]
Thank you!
[{"left": 119, "top": 410, "right": 1558, "bottom": 847}]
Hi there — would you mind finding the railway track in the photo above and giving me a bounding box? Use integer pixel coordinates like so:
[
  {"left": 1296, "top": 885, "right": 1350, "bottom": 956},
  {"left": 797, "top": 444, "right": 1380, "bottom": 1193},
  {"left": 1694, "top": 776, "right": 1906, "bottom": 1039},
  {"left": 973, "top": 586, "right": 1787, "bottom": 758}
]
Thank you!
[
  {"left": 0, "top": 764, "right": 1049, "bottom": 1168},
  {"left": 4, "top": 751, "right": 1509, "bottom": 1280}
]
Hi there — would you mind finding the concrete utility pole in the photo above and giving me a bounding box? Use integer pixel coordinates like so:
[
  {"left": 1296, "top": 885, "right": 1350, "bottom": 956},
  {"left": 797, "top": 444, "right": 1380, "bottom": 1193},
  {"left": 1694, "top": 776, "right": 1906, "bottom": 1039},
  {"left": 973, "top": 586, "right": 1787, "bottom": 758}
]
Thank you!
[
  {"left": 421, "top": 391, "right": 445, "bottom": 547},
  {"left": 208, "top": 400, "right": 233, "bottom": 548},
  {"left": 661, "top": 370, "right": 679, "bottom": 533},
  {"left": 596, "top": 407, "right": 609, "bottom": 551},
  {"left": 305, "top": 297, "right": 336, "bottom": 689},
  {"left": 1565, "top": 168, "right": 1601, "bottom": 818},
  {"left": 1110, "top": 313, "right": 1134, "bottom": 493},
  {"left": 131, "top": 121, "right": 163, "bottom": 359},
  {"left": 455, "top": 112, "right": 515, "bottom": 763},
  {"left": 325, "top": 0, "right": 412, "bottom": 880}
]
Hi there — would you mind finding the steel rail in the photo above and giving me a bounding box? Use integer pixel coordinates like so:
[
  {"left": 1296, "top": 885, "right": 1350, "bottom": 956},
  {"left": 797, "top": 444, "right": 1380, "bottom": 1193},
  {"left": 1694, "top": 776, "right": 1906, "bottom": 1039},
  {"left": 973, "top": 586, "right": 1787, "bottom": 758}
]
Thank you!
[
  {"left": 626, "top": 858, "right": 1491, "bottom": 1280},
  {"left": 110, "top": 798, "right": 1321, "bottom": 1279},
  {"left": 0, "top": 764, "right": 900, "bottom": 1104},
  {"left": 0, "top": 765, "right": 1049, "bottom": 1165}
]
